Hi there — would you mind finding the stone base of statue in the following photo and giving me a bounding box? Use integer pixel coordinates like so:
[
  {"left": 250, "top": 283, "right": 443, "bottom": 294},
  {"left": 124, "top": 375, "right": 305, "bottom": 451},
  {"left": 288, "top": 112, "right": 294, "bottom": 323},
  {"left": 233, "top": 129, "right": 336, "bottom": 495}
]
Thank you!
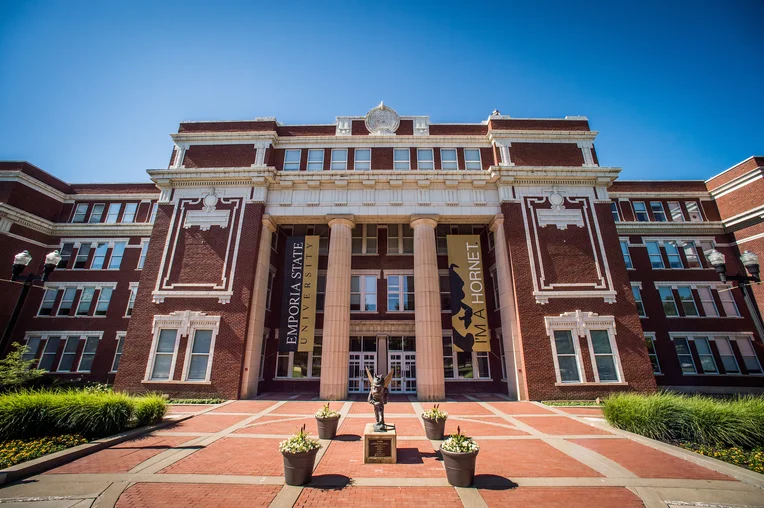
[{"left": 363, "top": 423, "right": 397, "bottom": 464}]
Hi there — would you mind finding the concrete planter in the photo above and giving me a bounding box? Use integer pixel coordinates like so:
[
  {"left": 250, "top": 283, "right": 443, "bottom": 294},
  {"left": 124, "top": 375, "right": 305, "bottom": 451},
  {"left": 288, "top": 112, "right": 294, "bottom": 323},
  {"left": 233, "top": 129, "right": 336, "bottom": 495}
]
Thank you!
[
  {"left": 282, "top": 447, "right": 319, "bottom": 486},
  {"left": 422, "top": 416, "right": 447, "bottom": 440},
  {"left": 440, "top": 447, "right": 478, "bottom": 487},
  {"left": 316, "top": 416, "right": 340, "bottom": 439}
]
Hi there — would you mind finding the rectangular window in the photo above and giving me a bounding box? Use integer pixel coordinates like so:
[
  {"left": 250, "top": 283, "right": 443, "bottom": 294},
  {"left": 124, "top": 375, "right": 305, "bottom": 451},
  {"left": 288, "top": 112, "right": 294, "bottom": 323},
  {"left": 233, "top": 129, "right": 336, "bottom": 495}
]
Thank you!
[
  {"left": 258, "top": 334, "right": 267, "bottom": 380},
  {"left": 694, "top": 337, "right": 718, "bottom": 373},
  {"left": 108, "top": 242, "right": 126, "bottom": 269},
  {"left": 89, "top": 203, "right": 105, "bottom": 223},
  {"left": 330, "top": 149, "right": 347, "bottom": 170},
  {"left": 71, "top": 203, "right": 88, "bottom": 223},
  {"left": 150, "top": 329, "right": 178, "bottom": 380},
  {"left": 736, "top": 338, "right": 762, "bottom": 374},
  {"left": 22, "top": 337, "right": 42, "bottom": 362},
  {"left": 714, "top": 338, "right": 740, "bottom": 374},
  {"left": 77, "top": 336, "right": 99, "bottom": 372},
  {"left": 275, "top": 338, "right": 322, "bottom": 378},
  {"left": 645, "top": 335, "right": 661, "bottom": 374},
  {"left": 106, "top": 203, "right": 122, "bottom": 224},
  {"left": 620, "top": 241, "right": 633, "bottom": 269},
  {"left": 38, "top": 289, "right": 57, "bottom": 316},
  {"left": 439, "top": 275, "right": 451, "bottom": 312},
  {"left": 673, "top": 337, "right": 697, "bottom": 374},
  {"left": 464, "top": 149, "right": 481, "bottom": 170},
  {"left": 351, "top": 275, "right": 377, "bottom": 312},
  {"left": 316, "top": 274, "right": 326, "bottom": 312},
  {"left": 186, "top": 329, "right": 213, "bottom": 381},
  {"left": 686, "top": 201, "right": 703, "bottom": 221},
  {"left": 553, "top": 330, "right": 581, "bottom": 383},
  {"left": 393, "top": 148, "right": 410, "bottom": 170},
  {"left": 719, "top": 287, "right": 740, "bottom": 317},
  {"left": 417, "top": 148, "right": 434, "bottom": 170},
  {"left": 498, "top": 331, "right": 507, "bottom": 379},
  {"left": 682, "top": 241, "right": 700, "bottom": 268},
  {"left": 646, "top": 241, "right": 664, "bottom": 269},
  {"left": 58, "top": 336, "right": 80, "bottom": 372},
  {"left": 665, "top": 241, "right": 683, "bottom": 269},
  {"left": 632, "top": 285, "right": 646, "bottom": 317},
  {"left": 76, "top": 287, "right": 95, "bottom": 316},
  {"left": 441, "top": 148, "right": 458, "bottom": 170},
  {"left": 677, "top": 286, "right": 698, "bottom": 316},
  {"left": 442, "top": 335, "right": 454, "bottom": 379},
  {"left": 487, "top": 230, "right": 495, "bottom": 251},
  {"left": 697, "top": 286, "right": 719, "bottom": 317},
  {"left": 442, "top": 335, "right": 490, "bottom": 379},
  {"left": 352, "top": 225, "right": 378, "bottom": 254},
  {"left": 138, "top": 241, "right": 149, "bottom": 269},
  {"left": 387, "top": 224, "right": 414, "bottom": 254},
  {"left": 387, "top": 274, "right": 415, "bottom": 311},
  {"left": 650, "top": 202, "right": 667, "bottom": 222},
  {"left": 611, "top": 202, "right": 620, "bottom": 222},
  {"left": 590, "top": 330, "right": 619, "bottom": 382},
  {"left": 354, "top": 148, "right": 371, "bottom": 170},
  {"left": 633, "top": 201, "right": 649, "bottom": 222},
  {"left": 489, "top": 268, "right": 500, "bottom": 310},
  {"left": 122, "top": 203, "right": 137, "bottom": 223},
  {"left": 659, "top": 287, "right": 679, "bottom": 316},
  {"left": 112, "top": 334, "right": 125, "bottom": 372},
  {"left": 668, "top": 201, "right": 684, "bottom": 222},
  {"left": 91, "top": 243, "right": 108, "bottom": 269},
  {"left": 307, "top": 149, "right": 324, "bottom": 171},
  {"left": 126, "top": 285, "right": 138, "bottom": 316},
  {"left": 73, "top": 244, "right": 91, "bottom": 269},
  {"left": 58, "top": 243, "right": 74, "bottom": 268},
  {"left": 39, "top": 337, "right": 60, "bottom": 371},
  {"left": 266, "top": 269, "right": 275, "bottom": 311},
  {"left": 58, "top": 288, "right": 77, "bottom": 316},
  {"left": 95, "top": 287, "right": 112, "bottom": 316},
  {"left": 284, "top": 149, "right": 301, "bottom": 170},
  {"left": 149, "top": 203, "right": 158, "bottom": 223}
]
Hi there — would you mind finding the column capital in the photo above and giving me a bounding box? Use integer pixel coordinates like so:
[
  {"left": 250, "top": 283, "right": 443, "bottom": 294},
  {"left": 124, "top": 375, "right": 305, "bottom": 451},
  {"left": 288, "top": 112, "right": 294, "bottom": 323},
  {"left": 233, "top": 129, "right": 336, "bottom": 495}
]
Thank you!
[
  {"left": 328, "top": 215, "right": 355, "bottom": 229},
  {"left": 410, "top": 214, "right": 439, "bottom": 229},
  {"left": 489, "top": 214, "right": 505, "bottom": 232},
  {"left": 262, "top": 215, "right": 277, "bottom": 233}
]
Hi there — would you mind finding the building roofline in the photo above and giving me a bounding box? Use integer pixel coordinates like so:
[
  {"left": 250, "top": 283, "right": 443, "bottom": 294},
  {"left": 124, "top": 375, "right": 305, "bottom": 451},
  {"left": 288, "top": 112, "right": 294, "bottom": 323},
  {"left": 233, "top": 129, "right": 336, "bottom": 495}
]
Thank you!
[{"left": 705, "top": 155, "right": 762, "bottom": 184}]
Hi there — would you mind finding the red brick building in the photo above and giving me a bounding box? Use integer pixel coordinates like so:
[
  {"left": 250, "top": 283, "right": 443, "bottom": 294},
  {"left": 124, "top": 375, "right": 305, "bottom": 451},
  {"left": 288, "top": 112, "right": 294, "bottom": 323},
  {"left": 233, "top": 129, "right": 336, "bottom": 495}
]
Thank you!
[{"left": 1, "top": 104, "right": 762, "bottom": 400}]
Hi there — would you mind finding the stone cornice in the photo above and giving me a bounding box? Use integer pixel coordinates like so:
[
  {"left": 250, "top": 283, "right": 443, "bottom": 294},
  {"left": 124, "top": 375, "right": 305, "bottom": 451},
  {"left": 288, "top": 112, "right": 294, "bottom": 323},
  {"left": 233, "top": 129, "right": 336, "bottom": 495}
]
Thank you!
[
  {"left": 0, "top": 171, "right": 67, "bottom": 202},
  {"left": 488, "top": 130, "right": 598, "bottom": 142},
  {"left": 52, "top": 222, "right": 154, "bottom": 238},
  {"left": 615, "top": 221, "right": 726, "bottom": 235},
  {"left": 609, "top": 191, "right": 712, "bottom": 200},
  {"left": 171, "top": 131, "right": 277, "bottom": 145},
  {"left": 490, "top": 165, "right": 621, "bottom": 186}
]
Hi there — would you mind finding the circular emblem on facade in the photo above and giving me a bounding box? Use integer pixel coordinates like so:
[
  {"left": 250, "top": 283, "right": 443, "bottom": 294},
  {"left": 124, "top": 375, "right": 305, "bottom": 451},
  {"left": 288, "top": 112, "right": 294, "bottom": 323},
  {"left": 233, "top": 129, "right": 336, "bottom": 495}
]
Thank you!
[{"left": 365, "top": 101, "right": 400, "bottom": 136}]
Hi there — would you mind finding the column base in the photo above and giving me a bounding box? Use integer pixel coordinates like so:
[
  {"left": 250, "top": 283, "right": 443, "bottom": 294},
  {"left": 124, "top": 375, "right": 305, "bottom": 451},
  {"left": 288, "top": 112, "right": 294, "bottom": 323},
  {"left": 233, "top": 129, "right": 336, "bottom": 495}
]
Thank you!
[
  {"left": 416, "top": 384, "right": 446, "bottom": 402},
  {"left": 320, "top": 383, "right": 348, "bottom": 401}
]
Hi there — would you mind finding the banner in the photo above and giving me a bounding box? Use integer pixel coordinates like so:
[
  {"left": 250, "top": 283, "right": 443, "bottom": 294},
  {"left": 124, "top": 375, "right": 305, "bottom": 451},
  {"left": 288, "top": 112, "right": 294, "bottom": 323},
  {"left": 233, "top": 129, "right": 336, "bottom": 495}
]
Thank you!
[
  {"left": 447, "top": 235, "right": 490, "bottom": 353},
  {"left": 278, "top": 235, "right": 319, "bottom": 353}
]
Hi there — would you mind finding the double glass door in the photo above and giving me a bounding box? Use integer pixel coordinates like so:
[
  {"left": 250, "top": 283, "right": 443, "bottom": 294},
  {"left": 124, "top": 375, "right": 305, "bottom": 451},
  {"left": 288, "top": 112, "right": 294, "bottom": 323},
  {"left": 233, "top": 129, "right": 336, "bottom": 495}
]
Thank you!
[
  {"left": 348, "top": 352, "right": 376, "bottom": 393},
  {"left": 388, "top": 336, "right": 416, "bottom": 393}
]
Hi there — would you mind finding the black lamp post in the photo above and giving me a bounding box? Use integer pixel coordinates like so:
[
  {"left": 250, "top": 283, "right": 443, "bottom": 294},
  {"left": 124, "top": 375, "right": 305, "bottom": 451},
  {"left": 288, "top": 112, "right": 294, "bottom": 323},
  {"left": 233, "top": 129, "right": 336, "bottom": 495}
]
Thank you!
[
  {"left": 0, "top": 250, "right": 62, "bottom": 354},
  {"left": 707, "top": 249, "right": 764, "bottom": 339}
]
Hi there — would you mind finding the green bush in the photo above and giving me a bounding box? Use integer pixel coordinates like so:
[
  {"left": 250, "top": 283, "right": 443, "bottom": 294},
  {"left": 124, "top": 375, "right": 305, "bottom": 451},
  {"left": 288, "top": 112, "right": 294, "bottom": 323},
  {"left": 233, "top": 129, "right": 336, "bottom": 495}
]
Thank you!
[
  {"left": 603, "top": 392, "right": 764, "bottom": 448},
  {"left": 167, "top": 397, "right": 225, "bottom": 404},
  {"left": 0, "top": 389, "right": 167, "bottom": 440}
]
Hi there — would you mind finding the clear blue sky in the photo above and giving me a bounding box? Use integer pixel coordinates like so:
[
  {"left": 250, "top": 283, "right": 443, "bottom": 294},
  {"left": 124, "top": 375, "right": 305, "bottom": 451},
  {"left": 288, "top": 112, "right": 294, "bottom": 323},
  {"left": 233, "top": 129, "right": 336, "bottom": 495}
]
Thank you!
[{"left": 1, "top": 0, "right": 762, "bottom": 183}]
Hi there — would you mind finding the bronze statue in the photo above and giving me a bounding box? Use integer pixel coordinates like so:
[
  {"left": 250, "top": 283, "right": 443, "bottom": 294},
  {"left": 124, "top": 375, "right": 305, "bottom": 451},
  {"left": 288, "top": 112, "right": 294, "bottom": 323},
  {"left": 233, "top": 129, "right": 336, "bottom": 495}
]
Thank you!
[{"left": 366, "top": 367, "right": 394, "bottom": 432}]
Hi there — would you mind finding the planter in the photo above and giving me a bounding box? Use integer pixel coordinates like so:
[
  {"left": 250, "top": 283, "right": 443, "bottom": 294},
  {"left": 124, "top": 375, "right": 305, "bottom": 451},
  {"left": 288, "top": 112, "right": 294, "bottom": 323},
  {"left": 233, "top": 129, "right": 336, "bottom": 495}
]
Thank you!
[
  {"left": 316, "top": 416, "right": 340, "bottom": 439},
  {"left": 440, "top": 447, "right": 478, "bottom": 487},
  {"left": 422, "top": 417, "right": 447, "bottom": 440},
  {"left": 282, "top": 448, "right": 319, "bottom": 486}
]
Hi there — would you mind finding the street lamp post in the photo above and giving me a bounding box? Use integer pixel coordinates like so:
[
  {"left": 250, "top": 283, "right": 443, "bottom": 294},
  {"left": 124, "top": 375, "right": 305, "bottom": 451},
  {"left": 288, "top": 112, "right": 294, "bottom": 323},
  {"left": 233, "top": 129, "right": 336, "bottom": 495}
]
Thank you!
[
  {"left": 706, "top": 249, "right": 764, "bottom": 340},
  {"left": 0, "top": 250, "right": 62, "bottom": 354}
]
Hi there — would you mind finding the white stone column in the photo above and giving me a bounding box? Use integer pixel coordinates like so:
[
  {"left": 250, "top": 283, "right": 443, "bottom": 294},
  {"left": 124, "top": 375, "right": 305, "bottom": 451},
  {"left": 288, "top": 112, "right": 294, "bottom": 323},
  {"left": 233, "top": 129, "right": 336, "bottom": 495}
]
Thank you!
[
  {"left": 490, "top": 214, "right": 526, "bottom": 400},
  {"left": 320, "top": 216, "right": 355, "bottom": 400},
  {"left": 240, "top": 216, "right": 276, "bottom": 398},
  {"left": 410, "top": 216, "right": 445, "bottom": 401}
]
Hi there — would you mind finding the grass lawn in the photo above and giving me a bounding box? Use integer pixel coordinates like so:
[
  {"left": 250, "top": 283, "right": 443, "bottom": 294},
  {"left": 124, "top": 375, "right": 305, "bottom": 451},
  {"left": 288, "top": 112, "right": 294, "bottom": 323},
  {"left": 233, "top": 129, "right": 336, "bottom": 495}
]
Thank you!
[{"left": 0, "top": 435, "right": 87, "bottom": 468}]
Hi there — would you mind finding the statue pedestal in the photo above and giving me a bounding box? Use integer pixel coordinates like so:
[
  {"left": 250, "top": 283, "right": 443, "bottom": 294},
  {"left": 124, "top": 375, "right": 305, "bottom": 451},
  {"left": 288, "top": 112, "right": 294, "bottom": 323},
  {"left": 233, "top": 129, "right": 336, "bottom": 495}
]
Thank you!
[{"left": 363, "top": 423, "right": 397, "bottom": 464}]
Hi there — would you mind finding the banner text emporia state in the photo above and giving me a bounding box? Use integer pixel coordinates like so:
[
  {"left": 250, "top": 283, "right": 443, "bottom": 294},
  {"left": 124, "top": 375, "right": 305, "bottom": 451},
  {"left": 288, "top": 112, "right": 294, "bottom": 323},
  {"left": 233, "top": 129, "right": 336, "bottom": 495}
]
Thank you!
[{"left": 278, "top": 235, "right": 319, "bottom": 353}]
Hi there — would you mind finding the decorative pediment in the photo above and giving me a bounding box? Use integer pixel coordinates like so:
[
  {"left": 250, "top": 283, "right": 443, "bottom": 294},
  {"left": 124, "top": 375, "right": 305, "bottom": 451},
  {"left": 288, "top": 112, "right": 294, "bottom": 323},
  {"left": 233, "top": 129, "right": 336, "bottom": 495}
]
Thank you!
[
  {"left": 183, "top": 189, "right": 231, "bottom": 231},
  {"left": 365, "top": 102, "right": 400, "bottom": 136}
]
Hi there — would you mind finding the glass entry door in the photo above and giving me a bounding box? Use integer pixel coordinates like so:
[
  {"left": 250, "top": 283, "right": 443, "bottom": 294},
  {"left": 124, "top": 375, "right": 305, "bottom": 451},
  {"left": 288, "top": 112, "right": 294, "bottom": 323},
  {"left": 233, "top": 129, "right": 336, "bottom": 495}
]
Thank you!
[
  {"left": 348, "top": 352, "right": 376, "bottom": 393},
  {"left": 388, "top": 336, "right": 416, "bottom": 393}
]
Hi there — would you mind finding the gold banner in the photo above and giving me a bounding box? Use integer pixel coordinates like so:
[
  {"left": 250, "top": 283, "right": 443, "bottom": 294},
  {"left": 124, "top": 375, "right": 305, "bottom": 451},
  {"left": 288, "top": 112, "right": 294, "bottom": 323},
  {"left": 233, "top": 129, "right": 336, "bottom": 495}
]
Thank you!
[
  {"left": 298, "top": 235, "right": 319, "bottom": 352},
  {"left": 447, "top": 235, "right": 490, "bottom": 352}
]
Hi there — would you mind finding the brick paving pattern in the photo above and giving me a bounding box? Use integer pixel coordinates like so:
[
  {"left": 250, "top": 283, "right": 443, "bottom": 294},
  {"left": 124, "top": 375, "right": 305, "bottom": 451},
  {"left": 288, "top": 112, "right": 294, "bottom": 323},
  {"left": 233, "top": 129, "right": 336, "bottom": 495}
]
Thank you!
[
  {"left": 295, "top": 486, "right": 463, "bottom": 507},
  {"left": 479, "top": 486, "right": 646, "bottom": 507},
  {"left": 115, "top": 483, "right": 282, "bottom": 508}
]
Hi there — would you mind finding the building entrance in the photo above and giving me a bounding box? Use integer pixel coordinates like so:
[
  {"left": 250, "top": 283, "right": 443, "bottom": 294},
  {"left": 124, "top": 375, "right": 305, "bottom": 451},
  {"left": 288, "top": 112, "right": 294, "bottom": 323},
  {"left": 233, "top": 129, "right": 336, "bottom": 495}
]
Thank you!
[
  {"left": 387, "top": 336, "right": 416, "bottom": 393},
  {"left": 348, "top": 336, "right": 377, "bottom": 393}
]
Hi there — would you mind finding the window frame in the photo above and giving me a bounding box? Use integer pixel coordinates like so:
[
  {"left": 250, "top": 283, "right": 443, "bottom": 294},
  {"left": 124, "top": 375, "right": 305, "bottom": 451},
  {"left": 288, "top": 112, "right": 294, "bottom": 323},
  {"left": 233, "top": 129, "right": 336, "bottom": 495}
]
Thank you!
[
  {"left": 57, "top": 336, "right": 81, "bottom": 372},
  {"left": 352, "top": 224, "right": 378, "bottom": 255},
  {"left": 275, "top": 334, "right": 322, "bottom": 379},
  {"left": 393, "top": 148, "right": 410, "bottom": 170},
  {"left": 586, "top": 329, "right": 623, "bottom": 383},
  {"left": 646, "top": 241, "right": 665, "bottom": 269},
  {"left": 610, "top": 202, "right": 620, "bottom": 222},
  {"left": 658, "top": 286, "right": 679, "bottom": 317},
  {"left": 440, "top": 148, "right": 458, "bottom": 170},
  {"left": 147, "top": 328, "right": 180, "bottom": 381},
  {"left": 76, "top": 287, "right": 95, "bottom": 316},
  {"left": 95, "top": 287, "right": 112, "bottom": 316},
  {"left": 111, "top": 332, "right": 126, "bottom": 372},
  {"left": 387, "top": 224, "right": 414, "bottom": 254},
  {"left": 71, "top": 203, "right": 88, "bottom": 223},
  {"left": 89, "top": 203, "right": 105, "bottom": 223},
  {"left": 632, "top": 284, "right": 646, "bottom": 317},
  {"left": 91, "top": 242, "right": 109, "bottom": 270},
  {"left": 354, "top": 148, "right": 371, "bottom": 170},
  {"left": 668, "top": 201, "right": 684, "bottom": 222},
  {"left": 38, "top": 288, "right": 58, "bottom": 316},
  {"left": 386, "top": 272, "right": 415, "bottom": 312},
  {"left": 442, "top": 331, "right": 491, "bottom": 380},
  {"left": 685, "top": 201, "right": 704, "bottom": 222},
  {"left": 736, "top": 337, "right": 763, "bottom": 374},
  {"left": 350, "top": 274, "right": 378, "bottom": 312},
  {"left": 73, "top": 244, "right": 91, "bottom": 269},
  {"left": 182, "top": 328, "right": 216, "bottom": 382},
  {"left": 650, "top": 201, "right": 667, "bottom": 222},
  {"left": 697, "top": 285, "right": 719, "bottom": 317},
  {"left": 464, "top": 149, "right": 481, "bottom": 170},
  {"left": 138, "top": 241, "right": 149, "bottom": 269},
  {"left": 330, "top": 149, "right": 348, "bottom": 170},
  {"left": 149, "top": 202, "right": 158, "bottom": 223},
  {"left": 38, "top": 336, "right": 61, "bottom": 371},
  {"left": 714, "top": 337, "right": 740, "bottom": 374},
  {"left": 57, "top": 287, "right": 77, "bottom": 316},
  {"left": 122, "top": 203, "right": 137, "bottom": 223},
  {"left": 265, "top": 267, "right": 276, "bottom": 311},
  {"left": 126, "top": 283, "right": 138, "bottom": 317},
  {"left": 681, "top": 241, "right": 701, "bottom": 269},
  {"left": 672, "top": 337, "right": 698, "bottom": 374},
  {"left": 76, "top": 336, "right": 100, "bottom": 373},
  {"left": 307, "top": 149, "right": 324, "bottom": 171},
  {"left": 677, "top": 286, "right": 699, "bottom": 316},
  {"left": 644, "top": 333, "right": 661, "bottom": 374},
  {"left": 718, "top": 286, "right": 740, "bottom": 317},
  {"left": 417, "top": 148, "right": 434, "bottom": 170},
  {"left": 108, "top": 242, "right": 126, "bottom": 269},
  {"left": 620, "top": 240, "right": 633, "bottom": 269},
  {"left": 633, "top": 201, "right": 649, "bottom": 222},
  {"left": 551, "top": 329, "right": 583, "bottom": 384},
  {"left": 283, "top": 149, "right": 301, "bottom": 171},
  {"left": 58, "top": 243, "right": 74, "bottom": 269},
  {"left": 664, "top": 241, "right": 684, "bottom": 269},
  {"left": 105, "top": 203, "right": 122, "bottom": 224},
  {"left": 693, "top": 337, "right": 718, "bottom": 374}
]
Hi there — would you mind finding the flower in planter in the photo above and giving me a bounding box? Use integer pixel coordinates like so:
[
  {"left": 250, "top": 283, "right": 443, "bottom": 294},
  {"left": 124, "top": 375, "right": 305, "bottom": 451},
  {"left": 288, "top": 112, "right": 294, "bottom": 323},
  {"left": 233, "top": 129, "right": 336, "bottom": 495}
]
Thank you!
[
  {"left": 441, "top": 426, "right": 479, "bottom": 453},
  {"left": 314, "top": 403, "right": 340, "bottom": 419},
  {"left": 422, "top": 404, "right": 448, "bottom": 422},
  {"left": 279, "top": 424, "right": 321, "bottom": 454}
]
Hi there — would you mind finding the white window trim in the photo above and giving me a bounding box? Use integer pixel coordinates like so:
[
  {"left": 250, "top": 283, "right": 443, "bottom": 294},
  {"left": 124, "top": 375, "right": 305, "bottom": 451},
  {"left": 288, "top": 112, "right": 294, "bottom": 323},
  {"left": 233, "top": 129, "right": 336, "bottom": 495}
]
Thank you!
[
  {"left": 619, "top": 238, "right": 633, "bottom": 270},
  {"left": 307, "top": 149, "right": 324, "bottom": 171},
  {"left": 88, "top": 203, "right": 105, "bottom": 223},
  {"left": 111, "top": 332, "right": 127, "bottom": 373},
  {"left": 585, "top": 328, "right": 624, "bottom": 383},
  {"left": 631, "top": 283, "right": 646, "bottom": 318},
  {"left": 105, "top": 203, "right": 122, "bottom": 224},
  {"left": 23, "top": 331, "right": 104, "bottom": 373},
  {"left": 669, "top": 331, "right": 760, "bottom": 376},
  {"left": 181, "top": 325, "right": 220, "bottom": 382},
  {"left": 350, "top": 271, "right": 379, "bottom": 313},
  {"left": 442, "top": 330, "right": 492, "bottom": 381},
  {"left": 463, "top": 148, "right": 482, "bottom": 170},
  {"left": 393, "top": 148, "right": 410, "bottom": 170},
  {"left": 71, "top": 203, "right": 89, "bottom": 223},
  {"left": 125, "top": 282, "right": 139, "bottom": 317},
  {"left": 384, "top": 270, "right": 415, "bottom": 313},
  {"left": 121, "top": 203, "right": 138, "bottom": 223},
  {"left": 671, "top": 336, "right": 698, "bottom": 375},
  {"left": 266, "top": 266, "right": 277, "bottom": 311},
  {"left": 37, "top": 288, "right": 58, "bottom": 317},
  {"left": 633, "top": 201, "right": 649, "bottom": 222},
  {"left": 644, "top": 332, "right": 661, "bottom": 375},
  {"left": 352, "top": 224, "right": 378, "bottom": 255},
  {"left": 76, "top": 335, "right": 102, "bottom": 373},
  {"left": 137, "top": 239, "right": 149, "bottom": 270},
  {"left": 330, "top": 148, "right": 348, "bottom": 170},
  {"left": 354, "top": 148, "right": 371, "bottom": 170},
  {"left": 386, "top": 224, "right": 413, "bottom": 255},
  {"left": 417, "top": 148, "right": 434, "bottom": 170},
  {"left": 440, "top": 148, "right": 459, "bottom": 170},
  {"left": 284, "top": 149, "right": 301, "bottom": 170},
  {"left": 650, "top": 201, "right": 667, "bottom": 222},
  {"left": 275, "top": 331, "right": 322, "bottom": 379},
  {"left": 736, "top": 336, "right": 763, "bottom": 375},
  {"left": 714, "top": 337, "right": 741, "bottom": 374}
]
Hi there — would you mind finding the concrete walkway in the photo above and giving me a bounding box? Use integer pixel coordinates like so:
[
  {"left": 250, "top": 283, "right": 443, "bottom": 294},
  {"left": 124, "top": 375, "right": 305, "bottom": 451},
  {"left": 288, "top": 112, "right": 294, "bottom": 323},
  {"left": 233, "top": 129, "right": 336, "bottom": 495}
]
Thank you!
[{"left": 0, "top": 393, "right": 762, "bottom": 507}]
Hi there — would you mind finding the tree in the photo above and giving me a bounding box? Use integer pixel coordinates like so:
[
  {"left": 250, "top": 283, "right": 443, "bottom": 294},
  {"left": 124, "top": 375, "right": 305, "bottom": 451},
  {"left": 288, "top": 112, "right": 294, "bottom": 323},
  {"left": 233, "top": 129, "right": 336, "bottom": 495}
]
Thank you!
[{"left": 0, "top": 342, "right": 46, "bottom": 387}]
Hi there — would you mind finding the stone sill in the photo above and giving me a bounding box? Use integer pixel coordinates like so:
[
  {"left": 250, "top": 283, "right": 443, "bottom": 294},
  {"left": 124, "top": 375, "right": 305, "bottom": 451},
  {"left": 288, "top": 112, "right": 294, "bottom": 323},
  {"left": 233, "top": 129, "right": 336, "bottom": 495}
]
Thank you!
[
  {"left": 141, "top": 380, "right": 212, "bottom": 385},
  {"left": 554, "top": 382, "right": 629, "bottom": 387},
  {"left": 445, "top": 378, "right": 494, "bottom": 382}
]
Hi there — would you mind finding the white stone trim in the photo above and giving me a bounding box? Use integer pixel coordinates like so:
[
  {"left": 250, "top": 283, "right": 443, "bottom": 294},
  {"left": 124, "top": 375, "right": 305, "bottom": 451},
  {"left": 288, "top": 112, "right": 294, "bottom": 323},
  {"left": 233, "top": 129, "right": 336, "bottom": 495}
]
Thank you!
[{"left": 705, "top": 156, "right": 758, "bottom": 184}]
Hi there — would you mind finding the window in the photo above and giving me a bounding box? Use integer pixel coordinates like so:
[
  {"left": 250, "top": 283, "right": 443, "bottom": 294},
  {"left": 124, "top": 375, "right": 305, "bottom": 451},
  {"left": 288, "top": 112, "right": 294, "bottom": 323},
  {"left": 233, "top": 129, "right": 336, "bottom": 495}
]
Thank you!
[
  {"left": 620, "top": 241, "right": 633, "bottom": 269},
  {"left": 108, "top": 242, "right": 126, "bottom": 269},
  {"left": 58, "top": 243, "right": 74, "bottom": 268},
  {"left": 718, "top": 287, "right": 740, "bottom": 317},
  {"left": 112, "top": 334, "right": 125, "bottom": 372},
  {"left": 668, "top": 201, "right": 684, "bottom": 222},
  {"left": 266, "top": 269, "right": 275, "bottom": 311},
  {"left": 149, "top": 203, "right": 158, "bottom": 223},
  {"left": 736, "top": 338, "right": 762, "bottom": 374},
  {"left": 354, "top": 148, "right": 371, "bottom": 170},
  {"left": 76, "top": 287, "right": 95, "bottom": 316},
  {"left": 91, "top": 243, "right": 108, "bottom": 269},
  {"left": 122, "top": 203, "right": 137, "bottom": 223},
  {"left": 632, "top": 285, "right": 645, "bottom": 317},
  {"left": 126, "top": 285, "right": 138, "bottom": 316},
  {"left": 682, "top": 241, "right": 700, "bottom": 268},
  {"left": 284, "top": 149, "right": 301, "bottom": 170},
  {"left": 58, "top": 288, "right": 77, "bottom": 316},
  {"left": 307, "top": 149, "right": 324, "bottom": 171},
  {"left": 497, "top": 331, "right": 507, "bottom": 379},
  {"left": 89, "top": 203, "right": 105, "bottom": 223},
  {"left": 633, "top": 201, "right": 649, "bottom": 222},
  {"left": 77, "top": 336, "right": 100, "bottom": 372},
  {"left": 351, "top": 275, "right": 377, "bottom": 312},
  {"left": 38, "top": 289, "right": 57, "bottom": 316},
  {"left": 73, "top": 245, "right": 91, "bottom": 269},
  {"left": 387, "top": 274, "right": 415, "bottom": 311},
  {"left": 22, "top": 337, "right": 42, "bottom": 362},
  {"left": 715, "top": 338, "right": 740, "bottom": 374},
  {"left": 150, "top": 329, "right": 178, "bottom": 380},
  {"left": 393, "top": 149, "right": 410, "bottom": 170},
  {"left": 646, "top": 241, "right": 664, "bottom": 269},
  {"left": 185, "top": 329, "right": 213, "bottom": 381},
  {"left": 686, "top": 201, "right": 703, "bottom": 221},
  {"left": 665, "top": 241, "right": 683, "bottom": 269},
  {"left": 352, "top": 225, "right": 378, "bottom": 254},
  {"left": 39, "top": 337, "right": 60, "bottom": 371},
  {"left": 387, "top": 224, "right": 414, "bottom": 254},
  {"left": 677, "top": 286, "right": 698, "bottom": 316},
  {"left": 305, "top": 224, "right": 329, "bottom": 254},
  {"left": 72, "top": 203, "right": 88, "bottom": 223},
  {"left": 441, "top": 149, "right": 458, "bottom": 170},
  {"left": 490, "top": 268, "right": 500, "bottom": 310},
  {"left": 697, "top": 286, "right": 719, "bottom": 317},
  {"left": 439, "top": 275, "right": 451, "bottom": 312},
  {"left": 276, "top": 337, "right": 322, "bottom": 378},
  {"left": 95, "top": 287, "right": 112, "bottom": 316},
  {"left": 553, "top": 330, "right": 581, "bottom": 383},
  {"left": 316, "top": 274, "right": 326, "bottom": 312},
  {"left": 106, "top": 203, "right": 122, "bottom": 224},
  {"left": 610, "top": 202, "right": 620, "bottom": 222},
  {"left": 673, "top": 338, "right": 697, "bottom": 374},
  {"left": 417, "top": 148, "right": 434, "bottom": 170},
  {"left": 645, "top": 335, "right": 661, "bottom": 374},
  {"left": 464, "top": 149, "right": 481, "bottom": 170},
  {"left": 330, "top": 149, "right": 347, "bottom": 170},
  {"left": 442, "top": 334, "right": 490, "bottom": 379},
  {"left": 659, "top": 287, "right": 679, "bottom": 316},
  {"left": 589, "top": 330, "right": 619, "bottom": 382},
  {"left": 58, "top": 336, "right": 80, "bottom": 372},
  {"left": 138, "top": 241, "right": 149, "bottom": 269},
  {"left": 694, "top": 337, "right": 718, "bottom": 373},
  {"left": 487, "top": 230, "right": 495, "bottom": 251},
  {"left": 650, "top": 202, "right": 667, "bottom": 222}
]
